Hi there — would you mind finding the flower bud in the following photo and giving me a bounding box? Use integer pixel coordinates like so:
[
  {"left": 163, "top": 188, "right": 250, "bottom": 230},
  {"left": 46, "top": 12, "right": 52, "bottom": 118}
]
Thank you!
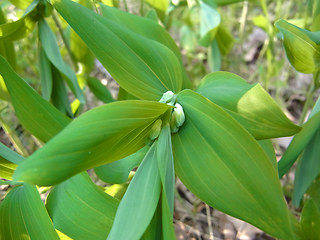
[
  {"left": 149, "top": 119, "right": 162, "bottom": 140},
  {"left": 159, "top": 91, "right": 175, "bottom": 104}
]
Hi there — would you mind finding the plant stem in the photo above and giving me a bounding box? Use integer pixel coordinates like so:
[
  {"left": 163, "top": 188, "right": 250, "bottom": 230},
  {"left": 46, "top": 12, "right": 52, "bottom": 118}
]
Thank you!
[
  {"left": 299, "top": 84, "right": 316, "bottom": 125},
  {"left": 205, "top": 204, "right": 214, "bottom": 240},
  {"left": 52, "top": 12, "right": 78, "bottom": 71},
  {"left": 239, "top": 0, "right": 248, "bottom": 42}
]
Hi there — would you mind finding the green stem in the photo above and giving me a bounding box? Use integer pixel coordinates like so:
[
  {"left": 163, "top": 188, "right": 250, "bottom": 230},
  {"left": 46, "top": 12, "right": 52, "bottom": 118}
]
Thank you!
[
  {"left": 123, "top": 0, "right": 129, "bottom": 12},
  {"left": 299, "top": 84, "right": 316, "bottom": 125},
  {"left": 52, "top": 12, "right": 78, "bottom": 71}
]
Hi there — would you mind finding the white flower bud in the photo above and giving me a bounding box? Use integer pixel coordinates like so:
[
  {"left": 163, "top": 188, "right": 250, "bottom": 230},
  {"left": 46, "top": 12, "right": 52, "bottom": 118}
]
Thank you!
[{"left": 159, "top": 91, "right": 175, "bottom": 104}]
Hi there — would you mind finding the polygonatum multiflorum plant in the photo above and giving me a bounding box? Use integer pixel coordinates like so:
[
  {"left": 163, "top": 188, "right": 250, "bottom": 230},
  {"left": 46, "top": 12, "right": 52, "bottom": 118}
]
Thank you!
[{"left": 0, "top": 0, "right": 315, "bottom": 239}]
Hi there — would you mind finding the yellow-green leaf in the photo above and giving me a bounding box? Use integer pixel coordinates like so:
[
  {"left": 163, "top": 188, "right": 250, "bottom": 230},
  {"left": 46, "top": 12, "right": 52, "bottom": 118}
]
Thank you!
[
  {"left": 196, "top": 72, "right": 300, "bottom": 139},
  {"left": 13, "top": 101, "right": 171, "bottom": 186},
  {"left": 53, "top": 0, "right": 183, "bottom": 100},
  {"left": 172, "top": 90, "right": 298, "bottom": 240},
  {"left": 0, "top": 55, "right": 71, "bottom": 142},
  {"left": 0, "top": 183, "right": 60, "bottom": 240},
  {"left": 46, "top": 172, "right": 119, "bottom": 240}
]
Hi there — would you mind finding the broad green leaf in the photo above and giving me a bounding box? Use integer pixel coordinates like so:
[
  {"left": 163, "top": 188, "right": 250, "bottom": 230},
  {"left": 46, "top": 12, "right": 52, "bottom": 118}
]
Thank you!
[
  {"left": 39, "top": 19, "right": 85, "bottom": 105},
  {"left": 99, "top": 4, "right": 180, "bottom": 61},
  {"left": 13, "top": 101, "right": 171, "bottom": 186},
  {"left": 196, "top": 72, "right": 300, "bottom": 139},
  {"left": 9, "top": 0, "right": 34, "bottom": 9},
  {"left": 51, "top": 65, "right": 73, "bottom": 117},
  {"left": 199, "top": 2, "right": 220, "bottom": 47},
  {"left": 292, "top": 127, "right": 320, "bottom": 207},
  {"left": 278, "top": 111, "right": 320, "bottom": 178},
  {"left": 99, "top": 3, "right": 192, "bottom": 89},
  {"left": 208, "top": 40, "right": 221, "bottom": 72},
  {"left": 39, "top": 45, "right": 52, "bottom": 101},
  {"left": 144, "top": 0, "right": 169, "bottom": 22},
  {"left": 275, "top": 19, "right": 320, "bottom": 74},
  {"left": 95, "top": 146, "right": 149, "bottom": 184},
  {"left": 107, "top": 143, "right": 161, "bottom": 240},
  {"left": 0, "top": 183, "right": 60, "bottom": 240},
  {"left": 53, "top": 0, "right": 183, "bottom": 100},
  {"left": 172, "top": 90, "right": 298, "bottom": 240},
  {"left": 300, "top": 199, "right": 320, "bottom": 239},
  {"left": 0, "top": 0, "right": 40, "bottom": 40},
  {"left": 0, "top": 8, "right": 16, "bottom": 70},
  {"left": 87, "top": 77, "right": 115, "bottom": 103},
  {"left": 0, "top": 55, "right": 71, "bottom": 142},
  {"left": 46, "top": 172, "right": 119, "bottom": 240}
]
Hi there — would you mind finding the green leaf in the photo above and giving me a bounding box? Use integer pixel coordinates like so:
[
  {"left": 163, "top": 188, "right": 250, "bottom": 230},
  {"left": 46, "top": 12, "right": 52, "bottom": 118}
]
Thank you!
[
  {"left": 0, "top": 157, "right": 16, "bottom": 180},
  {"left": 95, "top": 146, "right": 149, "bottom": 184},
  {"left": 0, "top": 55, "right": 71, "bottom": 142},
  {"left": 51, "top": 65, "right": 73, "bottom": 117},
  {"left": 258, "top": 139, "right": 277, "bottom": 170},
  {"left": 46, "top": 172, "right": 119, "bottom": 240},
  {"left": 278, "top": 111, "right": 320, "bottom": 178},
  {"left": 99, "top": 4, "right": 180, "bottom": 63},
  {"left": 99, "top": 4, "right": 192, "bottom": 89},
  {"left": 87, "top": 77, "right": 115, "bottom": 104},
  {"left": 0, "top": 8, "right": 16, "bottom": 70},
  {"left": 311, "top": 0, "right": 320, "bottom": 31},
  {"left": 215, "top": 24, "right": 235, "bottom": 56},
  {"left": 301, "top": 199, "right": 320, "bottom": 239},
  {"left": 107, "top": 142, "right": 161, "bottom": 240},
  {"left": 208, "top": 40, "right": 221, "bottom": 72},
  {"left": 9, "top": 0, "right": 34, "bottom": 9},
  {"left": 39, "top": 19, "right": 85, "bottom": 105},
  {"left": 39, "top": 45, "right": 52, "bottom": 101},
  {"left": 143, "top": 0, "right": 169, "bottom": 22},
  {"left": 13, "top": 101, "right": 171, "bottom": 186},
  {"left": 0, "top": 183, "right": 60, "bottom": 240},
  {"left": 0, "top": 142, "right": 24, "bottom": 165},
  {"left": 199, "top": 2, "right": 220, "bottom": 47},
  {"left": 172, "top": 90, "right": 298, "bottom": 240},
  {"left": 141, "top": 200, "right": 162, "bottom": 240},
  {"left": 118, "top": 87, "right": 139, "bottom": 101},
  {"left": 196, "top": 72, "right": 300, "bottom": 139},
  {"left": 156, "top": 124, "right": 176, "bottom": 239},
  {"left": 53, "top": 0, "right": 183, "bottom": 100},
  {"left": 275, "top": 19, "right": 320, "bottom": 74},
  {"left": 0, "top": 0, "right": 40, "bottom": 40},
  {"left": 0, "top": 143, "right": 23, "bottom": 180},
  {"left": 292, "top": 127, "right": 320, "bottom": 207}
]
